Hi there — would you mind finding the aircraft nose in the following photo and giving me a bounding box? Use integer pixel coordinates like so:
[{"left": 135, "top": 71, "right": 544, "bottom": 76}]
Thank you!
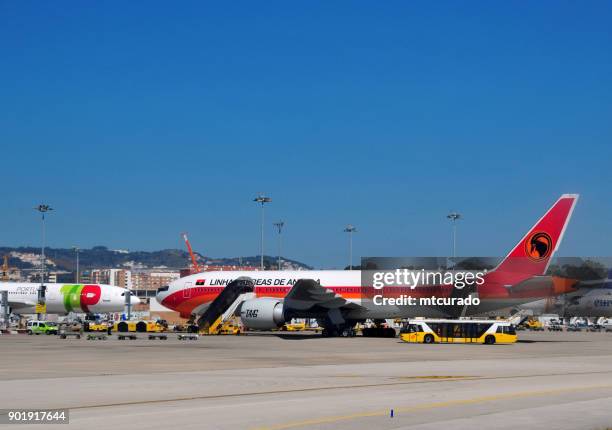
[
  {"left": 156, "top": 285, "right": 170, "bottom": 303},
  {"left": 131, "top": 294, "right": 141, "bottom": 305}
]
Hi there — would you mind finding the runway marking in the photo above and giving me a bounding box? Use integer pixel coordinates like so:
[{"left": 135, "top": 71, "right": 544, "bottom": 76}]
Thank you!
[
  {"left": 252, "top": 384, "right": 612, "bottom": 430},
  {"left": 395, "top": 375, "right": 474, "bottom": 380},
  {"left": 1, "top": 376, "right": 483, "bottom": 413},
  {"left": 2, "top": 371, "right": 611, "bottom": 415}
]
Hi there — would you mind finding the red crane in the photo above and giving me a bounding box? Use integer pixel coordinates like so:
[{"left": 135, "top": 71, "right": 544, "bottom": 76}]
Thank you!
[{"left": 181, "top": 232, "right": 201, "bottom": 274}]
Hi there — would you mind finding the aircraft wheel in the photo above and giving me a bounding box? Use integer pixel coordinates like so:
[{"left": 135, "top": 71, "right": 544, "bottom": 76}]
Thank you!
[{"left": 322, "top": 328, "right": 337, "bottom": 337}]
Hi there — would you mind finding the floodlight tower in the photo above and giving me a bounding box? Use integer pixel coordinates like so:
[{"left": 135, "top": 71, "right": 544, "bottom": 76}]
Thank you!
[
  {"left": 34, "top": 204, "right": 53, "bottom": 318},
  {"left": 72, "top": 246, "right": 80, "bottom": 283},
  {"left": 253, "top": 194, "right": 272, "bottom": 270},
  {"left": 447, "top": 212, "right": 461, "bottom": 262},
  {"left": 273, "top": 221, "right": 285, "bottom": 270},
  {"left": 343, "top": 225, "right": 357, "bottom": 270}
]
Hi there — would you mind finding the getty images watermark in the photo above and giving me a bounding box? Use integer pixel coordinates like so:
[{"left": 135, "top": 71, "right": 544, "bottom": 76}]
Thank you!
[
  {"left": 360, "top": 256, "right": 612, "bottom": 307},
  {"left": 372, "top": 268, "right": 486, "bottom": 289},
  {"left": 365, "top": 268, "right": 486, "bottom": 306},
  {"left": 360, "top": 257, "right": 491, "bottom": 307}
]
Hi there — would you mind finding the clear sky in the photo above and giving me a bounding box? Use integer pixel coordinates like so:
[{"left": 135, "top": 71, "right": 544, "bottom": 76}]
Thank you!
[{"left": 1, "top": 1, "right": 610, "bottom": 268}]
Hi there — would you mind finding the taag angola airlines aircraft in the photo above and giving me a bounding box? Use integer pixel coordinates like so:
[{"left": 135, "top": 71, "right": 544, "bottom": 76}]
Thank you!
[
  {"left": 157, "top": 194, "right": 579, "bottom": 336},
  {"left": 0, "top": 282, "right": 139, "bottom": 315}
]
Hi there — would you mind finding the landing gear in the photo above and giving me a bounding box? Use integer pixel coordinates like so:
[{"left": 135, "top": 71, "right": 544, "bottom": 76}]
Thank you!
[
  {"left": 186, "top": 317, "right": 198, "bottom": 333},
  {"left": 321, "top": 324, "right": 357, "bottom": 337},
  {"left": 362, "top": 320, "right": 397, "bottom": 338}
]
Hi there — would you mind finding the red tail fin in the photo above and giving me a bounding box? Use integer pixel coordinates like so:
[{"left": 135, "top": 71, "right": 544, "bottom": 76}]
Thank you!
[{"left": 491, "top": 194, "right": 579, "bottom": 284}]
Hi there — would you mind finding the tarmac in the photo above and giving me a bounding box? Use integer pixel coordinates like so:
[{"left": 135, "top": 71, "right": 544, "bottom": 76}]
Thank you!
[{"left": 1, "top": 331, "right": 611, "bottom": 429}]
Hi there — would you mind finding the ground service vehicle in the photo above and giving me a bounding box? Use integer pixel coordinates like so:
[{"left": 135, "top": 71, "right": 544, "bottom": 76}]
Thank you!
[
  {"left": 282, "top": 321, "right": 307, "bottom": 331},
  {"left": 114, "top": 321, "right": 138, "bottom": 332},
  {"left": 199, "top": 316, "right": 241, "bottom": 335},
  {"left": 85, "top": 322, "right": 109, "bottom": 332},
  {"left": 400, "top": 319, "right": 517, "bottom": 344},
  {"left": 26, "top": 321, "right": 58, "bottom": 335},
  {"left": 114, "top": 320, "right": 166, "bottom": 333},
  {"left": 216, "top": 321, "right": 241, "bottom": 335},
  {"left": 525, "top": 319, "right": 545, "bottom": 331}
]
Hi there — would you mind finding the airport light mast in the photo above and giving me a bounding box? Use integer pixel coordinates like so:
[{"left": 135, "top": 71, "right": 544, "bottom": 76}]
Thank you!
[
  {"left": 273, "top": 220, "right": 284, "bottom": 270},
  {"left": 447, "top": 211, "right": 461, "bottom": 263},
  {"left": 253, "top": 194, "right": 272, "bottom": 270},
  {"left": 343, "top": 224, "right": 357, "bottom": 270},
  {"left": 35, "top": 204, "right": 53, "bottom": 319},
  {"left": 73, "top": 246, "right": 80, "bottom": 283}
]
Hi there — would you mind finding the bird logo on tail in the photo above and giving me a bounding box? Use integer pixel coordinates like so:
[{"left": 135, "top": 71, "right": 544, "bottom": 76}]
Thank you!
[{"left": 525, "top": 232, "right": 553, "bottom": 261}]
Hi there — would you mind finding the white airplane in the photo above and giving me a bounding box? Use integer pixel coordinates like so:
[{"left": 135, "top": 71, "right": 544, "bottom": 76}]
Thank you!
[
  {"left": 520, "top": 270, "right": 612, "bottom": 318},
  {"left": 0, "top": 282, "right": 139, "bottom": 315},
  {"left": 157, "top": 194, "right": 579, "bottom": 336}
]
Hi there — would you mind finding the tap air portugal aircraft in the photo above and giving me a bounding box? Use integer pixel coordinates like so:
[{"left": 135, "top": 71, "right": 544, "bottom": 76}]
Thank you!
[
  {"left": 157, "top": 194, "right": 579, "bottom": 336},
  {"left": 0, "top": 283, "right": 139, "bottom": 315}
]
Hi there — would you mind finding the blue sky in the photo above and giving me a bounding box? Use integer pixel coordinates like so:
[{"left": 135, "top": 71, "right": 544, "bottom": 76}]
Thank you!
[{"left": 1, "top": 1, "right": 610, "bottom": 268}]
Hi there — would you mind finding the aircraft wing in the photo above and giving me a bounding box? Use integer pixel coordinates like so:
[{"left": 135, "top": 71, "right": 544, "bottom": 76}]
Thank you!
[
  {"left": 6, "top": 300, "right": 37, "bottom": 310},
  {"left": 283, "top": 279, "right": 364, "bottom": 312}
]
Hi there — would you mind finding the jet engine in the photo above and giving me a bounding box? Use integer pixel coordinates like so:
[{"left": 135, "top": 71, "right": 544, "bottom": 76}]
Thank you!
[{"left": 239, "top": 298, "right": 285, "bottom": 330}]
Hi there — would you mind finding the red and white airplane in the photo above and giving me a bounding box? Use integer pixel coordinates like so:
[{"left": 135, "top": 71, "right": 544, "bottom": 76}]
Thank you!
[{"left": 157, "top": 194, "right": 579, "bottom": 335}]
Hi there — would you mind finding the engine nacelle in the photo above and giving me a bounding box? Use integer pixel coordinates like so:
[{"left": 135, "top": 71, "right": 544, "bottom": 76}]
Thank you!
[{"left": 240, "top": 298, "right": 285, "bottom": 330}]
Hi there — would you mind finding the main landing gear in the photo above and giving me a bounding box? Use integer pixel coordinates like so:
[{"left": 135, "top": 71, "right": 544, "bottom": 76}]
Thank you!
[
  {"left": 321, "top": 324, "right": 357, "bottom": 337},
  {"left": 320, "top": 320, "right": 397, "bottom": 338},
  {"left": 361, "top": 319, "right": 397, "bottom": 338}
]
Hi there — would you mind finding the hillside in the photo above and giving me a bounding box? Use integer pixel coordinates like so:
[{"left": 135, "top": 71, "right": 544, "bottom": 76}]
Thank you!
[{"left": 0, "top": 246, "right": 313, "bottom": 271}]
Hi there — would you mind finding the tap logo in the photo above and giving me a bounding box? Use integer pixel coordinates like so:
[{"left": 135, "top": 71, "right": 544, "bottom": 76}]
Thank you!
[
  {"left": 60, "top": 284, "right": 102, "bottom": 313},
  {"left": 525, "top": 232, "right": 553, "bottom": 261}
]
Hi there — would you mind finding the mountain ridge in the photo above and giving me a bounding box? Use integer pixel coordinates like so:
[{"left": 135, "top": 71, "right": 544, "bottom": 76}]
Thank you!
[{"left": 0, "top": 246, "right": 313, "bottom": 272}]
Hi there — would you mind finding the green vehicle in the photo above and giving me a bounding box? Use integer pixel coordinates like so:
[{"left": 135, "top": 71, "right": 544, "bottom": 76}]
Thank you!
[{"left": 27, "top": 321, "right": 59, "bottom": 335}]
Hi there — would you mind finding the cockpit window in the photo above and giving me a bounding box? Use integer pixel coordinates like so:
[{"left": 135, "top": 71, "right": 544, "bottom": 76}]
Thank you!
[{"left": 157, "top": 285, "right": 169, "bottom": 293}]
